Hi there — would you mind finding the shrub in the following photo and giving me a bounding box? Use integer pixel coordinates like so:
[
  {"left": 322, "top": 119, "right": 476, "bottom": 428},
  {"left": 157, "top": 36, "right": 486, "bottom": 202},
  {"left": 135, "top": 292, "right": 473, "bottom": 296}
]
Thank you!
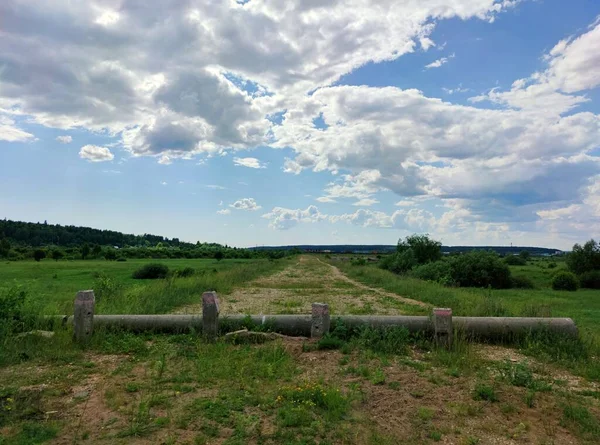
[
  {"left": 411, "top": 260, "right": 453, "bottom": 285},
  {"left": 175, "top": 267, "right": 195, "bottom": 278},
  {"left": 397, "top": 234, "right": 442, "bottom": 265},
  {"left": 132, "top": 263, "right": 170, "bottom": 279},
  {"left": 379, "top": 249, "right": 417, "bottom": 274},
  {"left": 551, "top": 271, "right": 579, "bottom": 291},
  {"left": 33, "top": 249, "right": 46, "bottom": 262},
  {"left": 504, "top": 255, "right": 526, "bottom": 266},
  {"left": 448, "top": 251, "right": 512, "bottom": 289},
  {"left": 567, "top": 239, "right": 600, "bottom": 275},
  {"left": 116, "top": 257, "right": 127, "bottom": 262},
  {"left": 579, "top": 270, "right": 600, "bottom": 289},
  {"left": 0, "top": 287, "right": 27, "bottom": 335},
  {"left": 511, "top": 275, "right": 535, "bottom": 289},
  {"left": 351, "top": 257, "right": 367, "bottom": 266},
  {"left": 547, "top": 262, "right": 557, "bottom": 269}
]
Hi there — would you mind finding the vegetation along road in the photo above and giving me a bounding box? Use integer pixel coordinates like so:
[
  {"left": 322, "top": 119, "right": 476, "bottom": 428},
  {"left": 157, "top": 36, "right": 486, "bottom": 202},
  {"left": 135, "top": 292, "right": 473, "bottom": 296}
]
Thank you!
[{"left": 1, "top": 252, "right": 600, "bottom": 444}]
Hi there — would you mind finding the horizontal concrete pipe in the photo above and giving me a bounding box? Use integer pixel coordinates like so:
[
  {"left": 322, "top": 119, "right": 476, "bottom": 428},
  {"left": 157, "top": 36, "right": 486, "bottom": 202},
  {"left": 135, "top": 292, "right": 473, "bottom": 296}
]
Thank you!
[{"left": 62, "top": 290, "right": 578, "bottom": 346}]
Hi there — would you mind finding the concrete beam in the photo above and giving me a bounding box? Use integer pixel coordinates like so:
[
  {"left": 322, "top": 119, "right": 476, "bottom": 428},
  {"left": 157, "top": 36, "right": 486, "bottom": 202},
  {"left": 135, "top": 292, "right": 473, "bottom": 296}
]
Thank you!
[{"left": 73, "top": 290, "right": 95, "bottom": 344}]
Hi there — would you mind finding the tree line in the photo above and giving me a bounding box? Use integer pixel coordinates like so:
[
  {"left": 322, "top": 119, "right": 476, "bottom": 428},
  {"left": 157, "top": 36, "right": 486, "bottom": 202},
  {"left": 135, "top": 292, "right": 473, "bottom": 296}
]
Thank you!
[{"left": 0, "top": 219, "right": 298, "bottom": 261}]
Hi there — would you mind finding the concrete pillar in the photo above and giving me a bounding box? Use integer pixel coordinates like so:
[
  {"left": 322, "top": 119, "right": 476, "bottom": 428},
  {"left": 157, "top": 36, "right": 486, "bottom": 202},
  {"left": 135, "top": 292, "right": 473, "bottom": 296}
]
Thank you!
[
  {"left": 74, "top": 290, "right": 95, "bottom": 344},
  {"left": 433, "top": 308, "right": 453, "bottom": 348},
  {"left": 202, "top": 291, "right": 220, "bottom": 342},
  {"left": 311, "top": 303, "right": 330, "bottom": 338}
]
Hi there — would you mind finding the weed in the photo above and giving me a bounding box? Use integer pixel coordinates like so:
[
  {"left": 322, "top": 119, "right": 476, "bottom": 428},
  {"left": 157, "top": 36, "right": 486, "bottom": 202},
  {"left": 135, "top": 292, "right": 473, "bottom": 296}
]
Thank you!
[
  {"left": 472, "top": 384, "right": 498, "bottom": 402},
  {"left": 388, "top": 381, "right": 401, "bottom": 390},
  {"left": 429, "top": 430, "right": 442, "bottom": 441},
  {"left": 524, "top": 390, "right": 535, "bottom": 408},
  {"left": 370, "top": 368, "right": 386, "bottom": 385},
  {"left": 417, "top": 407, "right": 434, "bottom": 421},
  {"left": 561, "top": 404, "right": 600, "bottom": 439}
]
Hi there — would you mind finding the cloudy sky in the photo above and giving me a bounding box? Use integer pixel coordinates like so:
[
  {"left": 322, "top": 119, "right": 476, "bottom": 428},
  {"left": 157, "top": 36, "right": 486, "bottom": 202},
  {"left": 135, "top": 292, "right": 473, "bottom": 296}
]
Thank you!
[{"left": 1, "top": 0, "right": 599, "bottom": 249}]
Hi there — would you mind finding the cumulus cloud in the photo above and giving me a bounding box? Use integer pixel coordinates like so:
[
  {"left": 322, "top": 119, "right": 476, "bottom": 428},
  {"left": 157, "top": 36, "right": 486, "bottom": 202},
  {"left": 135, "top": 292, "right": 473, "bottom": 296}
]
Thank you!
[
  {"left": 79, "top": 144, "right": 114, "bottom": 162},
  {"left": 217, "top": 209, "right": 231, "bottom": 215},
  {"left": 0, "top": 0, "right": 516, "bottom": 161},
  {"left": 424, "top": 53, "right": 454, "bottom": 69},
  {"left": 233, "top": 157, "right": 266, "bottom": 169},
  {"left": 56, "top": 135, "right": 72, "bottom": 144},
  {"left": 230, "top": 198, "right": 261, "bottom": 211},
  {"left": 262, "top": 205, "right": 326, "bottom": 230},
  {"left": 470, "top": 19, "right": 600, "bottom": 115},
  {"left": 0, "top": 116, "right": 34, "bottom": 142}
]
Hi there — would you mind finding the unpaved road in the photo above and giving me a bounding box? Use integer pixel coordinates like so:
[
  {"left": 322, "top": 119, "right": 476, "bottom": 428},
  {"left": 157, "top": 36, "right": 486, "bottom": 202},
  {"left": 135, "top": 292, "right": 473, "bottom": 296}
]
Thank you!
[{"left": 174, "top": 255, "right": 429, "bottom": 315}]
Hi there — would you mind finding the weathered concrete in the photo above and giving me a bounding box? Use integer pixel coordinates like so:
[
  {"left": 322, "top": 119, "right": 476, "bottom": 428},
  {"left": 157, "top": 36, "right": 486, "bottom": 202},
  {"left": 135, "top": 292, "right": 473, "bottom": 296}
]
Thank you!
[
  {"left": 433, "top": 308, "right": 453, "bottom": 348},
  {"left": 311, "top": 303, "right": 330, "bottom": 338},
  {"left": 73, "top": 290, "right": 95, "bottom": 344},
  {"left": 58, "top": 313, "right": 578, "bottom": 340},
  {"left": 202, "top": 291, "right": 219, "bottom": 342}
]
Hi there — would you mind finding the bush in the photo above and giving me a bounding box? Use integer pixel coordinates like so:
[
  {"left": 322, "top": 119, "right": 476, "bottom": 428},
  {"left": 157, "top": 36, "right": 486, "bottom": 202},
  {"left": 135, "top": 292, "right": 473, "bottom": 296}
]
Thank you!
[
  {"left": 175, "top": 267, "right": 195, "bottom": 278},
  {"left": 379, "top": 249, "right": 417, "bottom": 274},
  {"left": 411, "top": 260, "right": 453, "bottom": 285},
  {"left": 448, "top": 251, "right": 512, "bottom": 289},
  {"left": 397, "top": 234, "right": 442, "bottom": 265},
  {"left": 511, "top": 275, "right": 535, "bottom": 289},
  {"left": 0, "top": 287, "right": 27, "bottom": 335},
  {"left": 551, "top": 271, "right": 579, "bottom": 291},
  {"left": 504, "top": 255, "right": 527, "bottom": 266},
  {"left": 116, "top": 257, "right": 127, "bottom": 262},
  {"left": 132, "top": 263, "right": 170, "bottom": 279},
  {"left": 578, "top": 270, "right": 600, "bottom": 289},
  {"left": 567, "top": 239, "right": 600, "bottom": 275}
]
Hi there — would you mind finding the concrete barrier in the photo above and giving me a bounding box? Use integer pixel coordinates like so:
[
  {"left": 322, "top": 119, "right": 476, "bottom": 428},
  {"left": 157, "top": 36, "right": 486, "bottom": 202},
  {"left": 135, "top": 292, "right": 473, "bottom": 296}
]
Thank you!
[{"left": 63, "top": 290, "right": 579, "bottom": 345}]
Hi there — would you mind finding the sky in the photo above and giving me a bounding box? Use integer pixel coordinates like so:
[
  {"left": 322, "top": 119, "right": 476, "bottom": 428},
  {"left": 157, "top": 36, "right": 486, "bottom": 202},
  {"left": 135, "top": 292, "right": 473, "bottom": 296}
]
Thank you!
[{"left": 1, "top": 0, "right": 600, "bottom": 250}]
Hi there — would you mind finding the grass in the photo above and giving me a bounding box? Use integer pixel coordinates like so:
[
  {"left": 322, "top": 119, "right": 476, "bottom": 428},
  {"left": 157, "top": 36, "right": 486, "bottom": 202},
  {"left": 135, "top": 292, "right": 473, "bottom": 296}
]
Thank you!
[
  {"left": 2, "top": 254, "right": 600, "bottom": 443},
  {"left": 0, "top": 258, "right": 287, "bottom": 315}
]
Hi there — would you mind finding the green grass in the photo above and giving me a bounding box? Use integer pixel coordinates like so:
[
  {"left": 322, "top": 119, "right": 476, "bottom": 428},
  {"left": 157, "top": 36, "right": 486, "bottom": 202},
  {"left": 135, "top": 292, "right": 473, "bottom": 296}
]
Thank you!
[{"left": 0, "top": 258, "right": 286, "bottom": 315}]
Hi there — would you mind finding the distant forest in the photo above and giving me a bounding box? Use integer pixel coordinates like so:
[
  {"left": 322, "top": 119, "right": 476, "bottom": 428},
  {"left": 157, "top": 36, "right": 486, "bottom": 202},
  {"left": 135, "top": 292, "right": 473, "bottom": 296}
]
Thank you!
[
  {"left": 0, "top": 219, "right": 562, "bottom": 262},
  {"left": 0, "top": 219, "right": 298, "bottom": 261}
]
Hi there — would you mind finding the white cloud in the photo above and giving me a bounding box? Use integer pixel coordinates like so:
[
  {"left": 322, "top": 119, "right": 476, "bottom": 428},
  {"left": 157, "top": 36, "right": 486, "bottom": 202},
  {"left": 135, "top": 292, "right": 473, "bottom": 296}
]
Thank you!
[
  {"left": 262, "top": 205, "right": 326, "bottom": 230},
  {"left": 316, "top": 196, "right": 337, "bottom": 203},
  {"left": 217, "top": 209, "right": 231, "bottom": 215},
  {"left": 395, "top": 200, "right": 414, "bottom": 207},
  {"left": 79, "top": 144, "right": 114, "bottom": 162},
  {"left": 56, "top": 135, "right": 72, "bottom": 144},
  {"left": 470, "top": 20, "right": 600, "bottom": 115},
  {"left": 353, "top": 198, "right": 380, "bottom": 206},
  {"left": 233, "top": 157, "right": 266, "bottom": 169},
  {"left": 0, "top": 0, "right": 515, "bottom": 161},
  {"left": 219, "top": 200, "right": 223, "bottom": 206},
  {"left": 230, "top": 198, "right": 261, "bottom": 211},
  {"left": 102, "top": 169, "right": 121, "bottom": 174},
  {"left": 206, "top": 185, "right": 227, "bottom": 190},
  {"left": 0, "top": 116, "right": 34, "bottom": 142},
  {"left": 161, "top": 181, "right": 167, "bottom": 186},
  {"left": 158, "top": 154, "right": 172, "bottom": 165},
  {"left": 425, "top": 53, "right": 454, "bottom": 69}
]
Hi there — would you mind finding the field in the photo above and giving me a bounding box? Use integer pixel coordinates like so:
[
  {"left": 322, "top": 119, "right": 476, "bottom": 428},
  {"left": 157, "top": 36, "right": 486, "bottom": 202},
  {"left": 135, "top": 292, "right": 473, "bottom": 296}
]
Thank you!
[{"left": 1, "top": 255, "right": 600, "bottom": 444}]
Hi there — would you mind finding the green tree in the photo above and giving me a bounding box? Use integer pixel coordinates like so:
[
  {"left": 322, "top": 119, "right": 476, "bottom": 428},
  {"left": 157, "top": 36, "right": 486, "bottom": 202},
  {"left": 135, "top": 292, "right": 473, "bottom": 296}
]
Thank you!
[
  {"left": 567, "top": 239, "right": 600, "bottom": 275},
  {"left": 33, "top": 249, "right": 46, "bottom": 262},
  {"left": 519, "top": 250, "right": 531, "bottom": 261},
  {"left": 92, "top": 244, "right": 102, "bottom": 257},
  {"left": 0, "top": 238, "right": 10, "bottom": 258},
  {"left": 214, "top": 250, "right": 224, "bottom": 261},
  {"left": 51, "top": 249, "right": 64, "bottom": 261},
  {"left": 397, "top": 234, "right": 442, "bottom": 265},
  {"left": 81, "top": 243, "right": 90, "bottom": 260}
]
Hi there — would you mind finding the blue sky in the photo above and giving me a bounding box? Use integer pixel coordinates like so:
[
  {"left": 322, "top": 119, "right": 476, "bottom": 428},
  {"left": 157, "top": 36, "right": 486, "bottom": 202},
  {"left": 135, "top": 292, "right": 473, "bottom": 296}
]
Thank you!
[{"left": 1, "top": 0, "right": 600, "bottom": 249}]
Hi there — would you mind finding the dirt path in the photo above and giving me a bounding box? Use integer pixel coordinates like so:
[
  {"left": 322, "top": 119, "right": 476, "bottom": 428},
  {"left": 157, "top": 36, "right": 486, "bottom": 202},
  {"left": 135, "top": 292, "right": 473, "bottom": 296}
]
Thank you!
[
  {"left": 314, "top": 257, "right": 430, "bottom": 308},
  {"left": 173, "top": 255, "right": 428, "bottom": 316}
]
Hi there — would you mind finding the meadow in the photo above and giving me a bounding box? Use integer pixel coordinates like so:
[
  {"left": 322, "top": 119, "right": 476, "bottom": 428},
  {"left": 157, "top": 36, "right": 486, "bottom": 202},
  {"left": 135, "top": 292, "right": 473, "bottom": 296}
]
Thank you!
[{"left": 1, "top": 255, "right": 600, "bottom": 444}]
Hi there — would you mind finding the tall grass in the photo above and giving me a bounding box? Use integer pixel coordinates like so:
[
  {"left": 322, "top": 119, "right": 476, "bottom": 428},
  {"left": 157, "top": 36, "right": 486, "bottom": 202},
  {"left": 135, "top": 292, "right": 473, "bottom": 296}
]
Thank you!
[{"left": 96, "top": 260, "right": 285, "bottom": 314}]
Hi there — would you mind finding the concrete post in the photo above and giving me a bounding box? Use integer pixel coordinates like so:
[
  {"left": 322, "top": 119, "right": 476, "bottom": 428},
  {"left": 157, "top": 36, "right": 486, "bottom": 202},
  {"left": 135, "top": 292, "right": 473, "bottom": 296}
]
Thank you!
[
  {"left": 311, "top": 303, "right": 330, "bottom": 338},
  {"left": 433, "top": 308, "right": 453, "bottom": 348},
  {"left": 202, "top": 291, "right": 219, "bottom": 342},
  {"left": 74, "top": 290, "right": 95, "bottom": 344}
]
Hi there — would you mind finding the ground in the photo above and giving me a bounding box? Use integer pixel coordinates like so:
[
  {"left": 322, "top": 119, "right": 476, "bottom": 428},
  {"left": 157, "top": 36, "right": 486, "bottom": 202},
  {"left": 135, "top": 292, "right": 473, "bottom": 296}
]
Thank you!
[{"left": 1, "top": 255, "right": 600, "bottom": 444}]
